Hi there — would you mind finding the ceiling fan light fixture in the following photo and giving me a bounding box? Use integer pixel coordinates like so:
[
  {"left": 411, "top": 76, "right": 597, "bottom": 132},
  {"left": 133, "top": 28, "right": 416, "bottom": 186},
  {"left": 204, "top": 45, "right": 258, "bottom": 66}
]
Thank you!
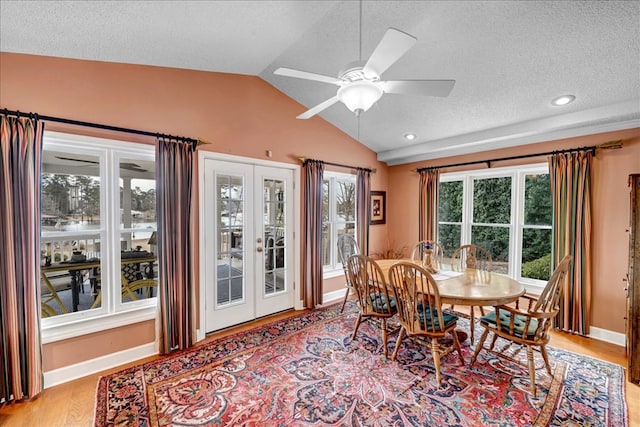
[{"left": 337, "top": 81, "right": 383, "bottom": 116}]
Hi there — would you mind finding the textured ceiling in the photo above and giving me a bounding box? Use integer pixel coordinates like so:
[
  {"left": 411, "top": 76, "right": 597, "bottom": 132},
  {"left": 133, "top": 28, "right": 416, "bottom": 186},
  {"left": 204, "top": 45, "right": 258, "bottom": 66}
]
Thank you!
[{"left": 1, "top": 0, "right": 639, "bottom": 165}]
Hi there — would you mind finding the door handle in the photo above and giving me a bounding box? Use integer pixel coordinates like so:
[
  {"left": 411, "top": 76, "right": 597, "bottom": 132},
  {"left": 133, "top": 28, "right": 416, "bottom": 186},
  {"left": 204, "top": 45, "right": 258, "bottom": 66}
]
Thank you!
[{"left": 257, "top": 247, "right": 263, "bottom": 252}]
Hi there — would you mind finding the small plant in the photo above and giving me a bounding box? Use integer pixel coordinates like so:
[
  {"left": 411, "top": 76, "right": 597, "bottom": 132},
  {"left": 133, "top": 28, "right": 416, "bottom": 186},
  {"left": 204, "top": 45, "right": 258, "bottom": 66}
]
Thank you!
[{"left": 371, "top": 240, "right": 409, "bottom": 260}]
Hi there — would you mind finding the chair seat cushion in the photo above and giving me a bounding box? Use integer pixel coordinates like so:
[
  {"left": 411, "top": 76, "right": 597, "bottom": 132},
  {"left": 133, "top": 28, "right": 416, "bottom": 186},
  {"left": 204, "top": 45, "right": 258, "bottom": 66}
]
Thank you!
[
  {"left": 369, "top": 292, "right": 396, "bottom": 313},
  {"left": 416, "top": 303, "right": 458, "bottom": 331},
  {"left": 480, "top": 310, "right": 539, "bottom": 339}
]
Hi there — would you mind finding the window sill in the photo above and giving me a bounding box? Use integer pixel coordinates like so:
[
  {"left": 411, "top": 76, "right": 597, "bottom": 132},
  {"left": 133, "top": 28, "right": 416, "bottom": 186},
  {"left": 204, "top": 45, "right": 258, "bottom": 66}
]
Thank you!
[{"left": 41, "top": 305, "right": 157, "bottom": 344}]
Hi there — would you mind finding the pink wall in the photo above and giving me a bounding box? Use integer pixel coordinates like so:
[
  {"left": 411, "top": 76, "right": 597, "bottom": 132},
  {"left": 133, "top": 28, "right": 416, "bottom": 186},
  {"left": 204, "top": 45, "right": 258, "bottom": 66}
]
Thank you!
[
  {"left": 2, "top": 51, "right": 634, "bottom": 373},
  {"left": 1, "top": 52, "right": 389, "bottom": 370},
  {"left": 388, "top": 128, "right": 640, "bottom": 334}
]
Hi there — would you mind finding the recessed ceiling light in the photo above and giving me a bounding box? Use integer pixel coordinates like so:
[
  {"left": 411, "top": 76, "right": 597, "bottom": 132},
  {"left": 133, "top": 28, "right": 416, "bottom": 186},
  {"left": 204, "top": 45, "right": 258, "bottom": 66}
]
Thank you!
[
  {"left": 404, "top": 133, "right": 417, "bottom": 141},
  {"left": 551, "top": 95, "right": 576, "bottom": 106}
]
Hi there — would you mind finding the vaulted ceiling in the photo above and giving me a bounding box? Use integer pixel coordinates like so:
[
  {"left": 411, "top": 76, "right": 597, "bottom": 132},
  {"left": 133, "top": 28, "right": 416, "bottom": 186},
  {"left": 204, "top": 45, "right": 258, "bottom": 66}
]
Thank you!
[{"left": 1, "top": 1, "right": 639, "bottom": 165}]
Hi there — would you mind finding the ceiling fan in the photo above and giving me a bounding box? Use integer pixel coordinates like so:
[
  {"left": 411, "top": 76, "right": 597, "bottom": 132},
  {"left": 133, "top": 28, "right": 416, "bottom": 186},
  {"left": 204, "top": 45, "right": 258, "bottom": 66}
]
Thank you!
[
  {"left": 274, "top": 27, "right": 455, "bottom": 119},
  {"left": 54, "top": 156, "right": 148, "bottom": 172}
]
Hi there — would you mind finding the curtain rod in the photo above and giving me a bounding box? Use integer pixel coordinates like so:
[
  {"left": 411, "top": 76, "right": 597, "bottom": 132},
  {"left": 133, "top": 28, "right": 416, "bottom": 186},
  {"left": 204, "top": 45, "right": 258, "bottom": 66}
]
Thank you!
[
  {"left": 2, "top": 108, "right": 206, "bottom": 145},
  {"left": 298, "top": 156, "right": 376, "bottom": 173},
  {"left": 415, "top": 144, "right": 606, "bottom": 173}
]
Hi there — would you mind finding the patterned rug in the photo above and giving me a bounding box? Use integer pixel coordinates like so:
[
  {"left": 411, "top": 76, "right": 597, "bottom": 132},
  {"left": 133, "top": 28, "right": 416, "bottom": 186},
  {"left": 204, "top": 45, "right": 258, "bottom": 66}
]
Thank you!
[{"left": 94, "top": 301, "right": 627, "bottom": 426}]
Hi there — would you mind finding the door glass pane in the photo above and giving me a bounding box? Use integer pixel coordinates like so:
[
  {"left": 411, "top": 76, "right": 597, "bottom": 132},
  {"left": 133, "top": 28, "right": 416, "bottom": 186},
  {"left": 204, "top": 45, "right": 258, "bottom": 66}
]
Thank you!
[
  {"left": 217, "top": 174, "right": 245, "bottom": 305},
  {"left": 263, "top": 178, "right": 286, "bottom": 295}
]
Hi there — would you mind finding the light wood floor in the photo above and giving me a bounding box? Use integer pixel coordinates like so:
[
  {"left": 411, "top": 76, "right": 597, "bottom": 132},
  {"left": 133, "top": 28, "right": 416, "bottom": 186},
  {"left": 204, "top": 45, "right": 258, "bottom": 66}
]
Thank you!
[{"left": 1, "top": 306, "right": 638, "bottom": 427}]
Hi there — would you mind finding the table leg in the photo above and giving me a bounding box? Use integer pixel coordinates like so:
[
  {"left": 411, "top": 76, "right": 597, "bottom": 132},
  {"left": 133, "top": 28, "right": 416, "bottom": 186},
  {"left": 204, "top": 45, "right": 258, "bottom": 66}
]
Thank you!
[{"left": 70, "top": 270, "right": 80, "bottom": 312}]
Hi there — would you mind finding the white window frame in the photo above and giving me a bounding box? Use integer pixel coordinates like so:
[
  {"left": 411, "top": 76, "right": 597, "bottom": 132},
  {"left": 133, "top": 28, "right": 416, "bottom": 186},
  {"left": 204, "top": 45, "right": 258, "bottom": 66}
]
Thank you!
[
  {"left": 323, "top": 171, "right": 357, "bottom": 278},
  {"left": 439, "top": 163, "right": 551, "bottom": 294},
  {"left": 41, "top": 132, "right": 157, "bottom": 344}
]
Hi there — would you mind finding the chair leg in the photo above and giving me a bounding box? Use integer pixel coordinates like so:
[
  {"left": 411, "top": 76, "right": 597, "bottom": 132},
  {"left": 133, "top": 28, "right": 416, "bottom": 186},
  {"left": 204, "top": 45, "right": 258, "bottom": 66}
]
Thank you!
[
  {"left": 540, "top": 345, "right": 552, "bottom": 375},
  {"left": 381, "top": 318, "right": 388, "bottom": 358},
  {"left": 340, "top": 286, "right": 350, "bottom": 313},
  {"left": 526, "top": 345, "right": 537, "bottom": 397},
  {"left": 351, "top": 314, "right": 363, "bottom": 340},
  {"left": 431, "top": 337, "right": 442, "bottom": 387},
  {"left": 470, "top": 329, "right": 490, "bottom": 365},
  {"left": 488, "top": 332, "right": 499, "bottom": 351},
  {"left": 392, "top": 327, "right": 406, "bottom": 360},
  {"left": 451, "top": 329, "right": 465, "bottom": 366},
  {"left": 469, "top": 307, "right": 475, "bottom": 344}
]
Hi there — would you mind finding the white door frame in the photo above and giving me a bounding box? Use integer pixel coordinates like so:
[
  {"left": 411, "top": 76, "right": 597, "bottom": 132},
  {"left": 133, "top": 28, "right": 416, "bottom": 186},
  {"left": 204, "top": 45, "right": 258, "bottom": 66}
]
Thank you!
[{"left": 196, "top": 151, "right": 301, "bottom": 342}]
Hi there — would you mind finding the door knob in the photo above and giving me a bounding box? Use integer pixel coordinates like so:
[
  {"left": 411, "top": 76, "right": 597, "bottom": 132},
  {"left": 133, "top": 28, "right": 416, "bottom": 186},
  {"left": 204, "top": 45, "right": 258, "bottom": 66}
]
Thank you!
[{"left": 257, "top": 247, "right": 263, "bottom": 252}]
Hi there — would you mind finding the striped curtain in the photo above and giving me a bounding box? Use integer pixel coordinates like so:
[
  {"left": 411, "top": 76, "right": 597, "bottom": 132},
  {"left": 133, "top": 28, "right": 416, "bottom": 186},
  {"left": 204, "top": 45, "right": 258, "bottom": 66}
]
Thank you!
[
  {"left": 0, "top": 113, "right": 44, "bottom": 401},
  {"left": 549, "top": 151, "right": 592, "bottom": 335},
  {"left": 302, "top": 159, "right": 325, "bottom": 308},
  {"left": 418, "top": 168, "right": 440, "bottom": 242},
  {"left": 156, "top": 137, "right": 197, "bottom": 353},
  {"left": 356, "top": 168, "right": 371, "bottom": 255}
]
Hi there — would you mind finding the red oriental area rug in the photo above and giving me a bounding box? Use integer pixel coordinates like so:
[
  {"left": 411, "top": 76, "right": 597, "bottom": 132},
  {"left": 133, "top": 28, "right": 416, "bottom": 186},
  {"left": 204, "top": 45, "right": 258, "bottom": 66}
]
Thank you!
[{"left": 94, "top": 301, "right": 627, "bottom": 426}]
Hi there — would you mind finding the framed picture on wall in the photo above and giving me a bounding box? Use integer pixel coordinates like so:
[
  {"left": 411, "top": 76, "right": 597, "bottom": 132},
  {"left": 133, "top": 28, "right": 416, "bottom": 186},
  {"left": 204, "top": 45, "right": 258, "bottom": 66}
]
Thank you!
[{"left": 370, "top": 191, "right": 386, "bottom": 225}]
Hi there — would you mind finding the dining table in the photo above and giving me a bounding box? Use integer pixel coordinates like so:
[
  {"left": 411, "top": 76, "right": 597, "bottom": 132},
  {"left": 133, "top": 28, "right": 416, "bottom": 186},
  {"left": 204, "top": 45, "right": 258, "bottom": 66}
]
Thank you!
[{"left": 375, "top": 258, "right": 526, "bottom": 342}]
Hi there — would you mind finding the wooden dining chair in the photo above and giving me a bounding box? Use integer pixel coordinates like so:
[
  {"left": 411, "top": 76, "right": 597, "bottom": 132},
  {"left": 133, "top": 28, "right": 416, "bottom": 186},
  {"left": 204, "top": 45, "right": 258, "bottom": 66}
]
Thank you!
[
  {"left": 410, "top": 240, "right": 445, "bottom": 272},
  {"left": 450, "top": 243, "right": 493, "bottom": 343},
  {"left": 337, "top": 234, "right": 360, "bottom": 312},
  {"left": 346, "top": 254, "right": 397, "bottom": 358},
  {"left": 470, "top": 255, "right": 572, "bottom": 396},
  {"left": 389, "top": 261, "right": 464, "bottom": 387}
]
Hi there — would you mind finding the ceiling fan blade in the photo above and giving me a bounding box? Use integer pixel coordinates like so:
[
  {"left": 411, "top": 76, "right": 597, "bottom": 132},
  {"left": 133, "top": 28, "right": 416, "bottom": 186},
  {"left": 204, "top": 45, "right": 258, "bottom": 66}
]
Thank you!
[
  {"left": 363, "top": 28, "right": 417, "bottom": 79},
  {"left": 297, "top": 96, "right": 340, "bottom": 119},
  {"left": 382, "top": 80, "right": 456, "bottom": 97},
  {"left": 274, "top": 67, "right": 342, "bottom": 85},
  {"left": 55, "top": 156, "right": 98, "bottom": 164}
]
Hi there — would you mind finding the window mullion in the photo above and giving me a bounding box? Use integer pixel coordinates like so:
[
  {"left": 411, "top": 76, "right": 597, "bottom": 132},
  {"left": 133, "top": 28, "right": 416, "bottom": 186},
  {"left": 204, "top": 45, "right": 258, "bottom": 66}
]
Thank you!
[{"left": 510, "top": 172, "right": 522, "bottom": 278}]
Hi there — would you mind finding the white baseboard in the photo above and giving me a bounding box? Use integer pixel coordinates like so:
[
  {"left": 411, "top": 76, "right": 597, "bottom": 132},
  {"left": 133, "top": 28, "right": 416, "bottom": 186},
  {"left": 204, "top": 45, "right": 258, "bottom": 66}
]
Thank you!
[
  {"left": 324, "top": 288, "right": 348, "bottom": 305},
  {"left": 43, "top": 342, "right": 158, "bottom": 389},
  {"left": 589, "top": 326, "right": 626, "bottom": 347}
]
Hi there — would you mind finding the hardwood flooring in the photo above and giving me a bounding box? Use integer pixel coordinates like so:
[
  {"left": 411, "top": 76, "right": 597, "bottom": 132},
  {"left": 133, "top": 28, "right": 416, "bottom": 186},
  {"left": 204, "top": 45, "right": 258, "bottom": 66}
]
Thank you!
[{"left": 1, "top": 306, "right": 638, "bottom": 426}]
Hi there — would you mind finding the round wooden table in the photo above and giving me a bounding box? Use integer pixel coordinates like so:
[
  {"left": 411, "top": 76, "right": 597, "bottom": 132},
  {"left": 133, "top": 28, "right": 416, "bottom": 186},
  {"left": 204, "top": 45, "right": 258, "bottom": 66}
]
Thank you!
[
  {"left": 375, "top": 259, "right": 526, "bottom": 306},
  {"left": 375, "top": 259, "right": 526, "bottom": 343}
]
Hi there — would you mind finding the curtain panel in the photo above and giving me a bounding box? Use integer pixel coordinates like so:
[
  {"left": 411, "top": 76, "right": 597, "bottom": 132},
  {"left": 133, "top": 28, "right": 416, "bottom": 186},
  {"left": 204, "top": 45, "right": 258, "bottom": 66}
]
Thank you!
[
  {"left": 0, "top": 113, "right": 44, "bottom": 401},
  {"left": 356, "top": 168, "right": 371, "bottom": 255},
  {"left": 549, "top": 151, "right": 593, "bottom": 335},
  {"left": 418, "top": 169, "right": 440, "bottom": 242},
  {"left": 156, "top": 137, "right": 198, "bottom": 353},
  {"left": 302, "top": 160, "right": 325, "bottom": 308}
]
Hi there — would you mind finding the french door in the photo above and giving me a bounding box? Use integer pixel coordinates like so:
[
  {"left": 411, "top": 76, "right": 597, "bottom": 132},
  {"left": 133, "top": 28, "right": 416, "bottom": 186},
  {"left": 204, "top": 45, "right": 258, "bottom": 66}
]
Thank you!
[{"left": 202, "top": 158, "right": 295, "bottom": 332}]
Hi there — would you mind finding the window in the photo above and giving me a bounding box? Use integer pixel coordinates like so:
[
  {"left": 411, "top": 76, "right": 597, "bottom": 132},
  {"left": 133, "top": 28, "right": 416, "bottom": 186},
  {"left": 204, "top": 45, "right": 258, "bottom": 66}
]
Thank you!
[
  {"left": 40, "top": 132, "right": 157, "bottom": 341},
  {"left": 438, "top": 164, "right": 552, "bottom": 291},
  {"left": 322, "top": 172, "right": 356, "bottom": 274}
]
